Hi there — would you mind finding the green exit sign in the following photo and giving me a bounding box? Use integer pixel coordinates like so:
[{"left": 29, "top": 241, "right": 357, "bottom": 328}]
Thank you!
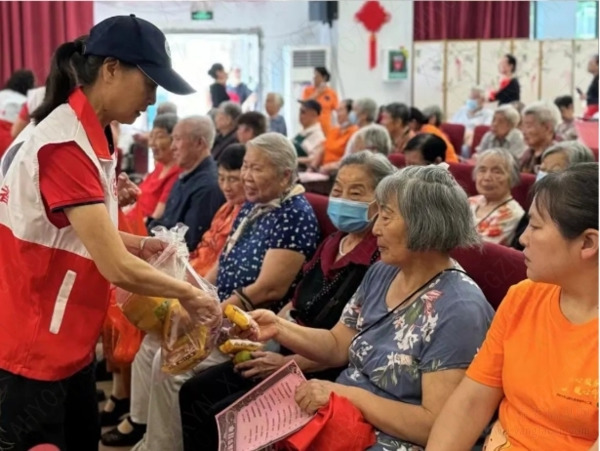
[{"left": 191, "top": 10, "right": 213, "bottom": 20}]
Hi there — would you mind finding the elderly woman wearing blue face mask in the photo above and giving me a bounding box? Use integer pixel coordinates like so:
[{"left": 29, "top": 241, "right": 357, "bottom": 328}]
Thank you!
[
  {"left": 537, "top": 141, "right": 595, "bottom": 181},
  {"left": 178, "top": 151, "right": 396, "bottom": 451}
]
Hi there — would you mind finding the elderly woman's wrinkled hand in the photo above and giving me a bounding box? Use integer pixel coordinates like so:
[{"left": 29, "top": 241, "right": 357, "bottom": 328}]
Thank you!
[
  {"left": 295, "top": 379, "right": 337, "bottom": 414},
  {"left": 242, "top": 309, "right": 280, "bottom": 342},
  {"left": 234, "top": 351, "right": 287, "bottom": 379},
  {"left": 117, "top": 173, "right": 142, "bottom": 208}
]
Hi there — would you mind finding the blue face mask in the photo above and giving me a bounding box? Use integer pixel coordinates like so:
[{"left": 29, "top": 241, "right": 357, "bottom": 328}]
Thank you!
[
  {"left": 536, "top": 170, "right": 548, "bottom": 182},
  {"left": 327, "top": 197, "right": 373, "bottom": 233},
  {"left": 466, "top": 99, "right": 478, "bottom": 111},
  {"left": 348, "top": 111, "right": 358, "bottom": 125}
]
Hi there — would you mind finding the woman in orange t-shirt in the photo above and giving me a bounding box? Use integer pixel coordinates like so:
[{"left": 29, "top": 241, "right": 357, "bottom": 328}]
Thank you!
[
  {"left": 302, "top": 66, "right": 338, "bottom": 137},
  {"left": 427, "top": 162, "right": 599, "bottom": 451}
]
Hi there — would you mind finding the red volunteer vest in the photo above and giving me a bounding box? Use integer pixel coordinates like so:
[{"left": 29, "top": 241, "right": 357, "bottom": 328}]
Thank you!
[{"left": 0, "top": 92, "right": 118, "bottom": 381}]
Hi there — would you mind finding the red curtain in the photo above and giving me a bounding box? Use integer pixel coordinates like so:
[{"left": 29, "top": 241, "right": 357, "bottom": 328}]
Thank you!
[
  {"left": 0, "top": 1, "right": 93, "bottom": 86},
  {"left": 414, "top": 1, "right": 530, "bottom": 40}
]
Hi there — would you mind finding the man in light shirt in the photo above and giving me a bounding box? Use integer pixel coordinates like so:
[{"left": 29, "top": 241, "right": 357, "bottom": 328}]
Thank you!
[
  {"left": 265, "top": 92, "right": 287, "bottom": 136},
  {"left": 452, "top": 86, "right": 494, "bottom": 156},
  {"left": 452, "top": 86, "right": 494, "bottom": 131},
  {"left": 292, "top": 99, "right": 325, "bottom": 170}
]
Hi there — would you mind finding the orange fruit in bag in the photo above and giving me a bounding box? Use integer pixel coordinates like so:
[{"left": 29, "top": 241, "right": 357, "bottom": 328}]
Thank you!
[{"left": 121, "top": 295, "right": 173, "bottom": 335}]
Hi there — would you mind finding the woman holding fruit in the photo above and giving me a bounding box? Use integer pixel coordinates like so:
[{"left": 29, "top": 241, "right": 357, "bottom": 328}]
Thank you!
[{"left": 235, "top": 166, "right": 494, "bottom": 451}]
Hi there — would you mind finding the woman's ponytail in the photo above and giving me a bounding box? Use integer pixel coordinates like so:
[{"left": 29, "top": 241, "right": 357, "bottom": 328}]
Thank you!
[{"left": 30, "top": 40, "right": 81, "bottom": 124}]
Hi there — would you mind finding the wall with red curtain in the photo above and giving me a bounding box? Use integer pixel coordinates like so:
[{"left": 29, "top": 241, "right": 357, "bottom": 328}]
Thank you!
[
  {"left": 414, "top": 1, "right": 530, "bottom": 40},
  {"left": 0, "top": 1, "right": 93, "bottom": 86}
]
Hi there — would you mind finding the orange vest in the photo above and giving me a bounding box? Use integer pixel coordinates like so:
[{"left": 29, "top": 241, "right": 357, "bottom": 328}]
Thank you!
[{"left": 323, "top": 124, "right": 358, "bottom": 165}]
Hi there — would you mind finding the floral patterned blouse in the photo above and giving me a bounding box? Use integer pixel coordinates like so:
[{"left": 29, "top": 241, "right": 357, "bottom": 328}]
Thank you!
[
  {"left": 469, "top": 195, "right": 525, "bottom": 246},
  {"left": 337, "top": 262, "right": 494, "bottom": 450}
]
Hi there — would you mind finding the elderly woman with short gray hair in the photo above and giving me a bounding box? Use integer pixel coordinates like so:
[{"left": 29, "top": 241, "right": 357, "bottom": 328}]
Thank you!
[
  {"left": 211, "top": 101, "right": 242, "bottom": 161},
  {"left": 519, "top": 101, "right": 561, "bottom": 174},
  {"left": 469, "top": 148, "right": 525, "bottom": 246},
  {"left": 478, "top": 105, "right": 526, "bottom": 159},
  {"left": 179, "top": 151, "right": 396, "bottom": 451},
  {"left": 538, "top": 140, "right": 595, "bottom": 179},
  {"left": 349, "top": 123, "right": 392, "bottom": 155},
  {"left": 246, "top": 165, "right": 494, "bottom": 450},
  {"left": 343, "top": 97, "right": 378, "bottom": 155},
  {"left": 208, "top": 132, "right": 319, "bottom": 309}
]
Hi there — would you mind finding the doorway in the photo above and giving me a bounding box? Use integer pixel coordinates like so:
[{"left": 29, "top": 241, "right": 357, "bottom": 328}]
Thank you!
[{"left": 149, "top": 30, "right": 261, "bottom": 121}]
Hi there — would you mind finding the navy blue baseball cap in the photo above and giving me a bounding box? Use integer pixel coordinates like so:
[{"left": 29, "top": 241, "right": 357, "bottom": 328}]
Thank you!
[
  {"left": 298, "top": 99, "right": 322, "bottom": 115},
  {"left": 84, "top": 14, "right": 195, "bottom": 95}
]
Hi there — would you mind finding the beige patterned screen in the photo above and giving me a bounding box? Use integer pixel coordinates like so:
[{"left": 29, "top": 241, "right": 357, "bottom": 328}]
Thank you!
[{"left": 413, "top": 39, "right": 598, "bottom": 119}]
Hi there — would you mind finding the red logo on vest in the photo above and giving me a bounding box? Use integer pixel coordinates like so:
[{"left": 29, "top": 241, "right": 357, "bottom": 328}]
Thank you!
[{"left": 0, "top": 186, "right": 9, "bottom": 204}]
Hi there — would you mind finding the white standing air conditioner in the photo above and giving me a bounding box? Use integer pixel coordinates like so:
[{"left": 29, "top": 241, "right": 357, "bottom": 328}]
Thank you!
[{"left": 283, "top": 46, "right": 331, "bottom": 137}]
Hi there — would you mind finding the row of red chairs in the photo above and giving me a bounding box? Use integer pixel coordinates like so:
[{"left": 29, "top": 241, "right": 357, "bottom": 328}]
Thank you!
[
  {"left": 442, "top": 120, "right": 599, "bottom": 161},
  {"left": 439, "top": 123, "right": 490, "bottom": 158},
  {"left": 304, "top": 192, "right": 526, "bottom": 311}
]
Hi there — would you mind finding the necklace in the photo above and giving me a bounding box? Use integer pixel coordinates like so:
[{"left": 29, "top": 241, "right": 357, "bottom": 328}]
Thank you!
[{"left": 338, "top": 235, "right": 350, "bottom": 256}]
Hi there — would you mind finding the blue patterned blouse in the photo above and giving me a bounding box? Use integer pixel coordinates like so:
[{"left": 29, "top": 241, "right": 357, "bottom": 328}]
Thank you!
[{"left": 216, "top": 194, "right": 319, "bottom": 309}]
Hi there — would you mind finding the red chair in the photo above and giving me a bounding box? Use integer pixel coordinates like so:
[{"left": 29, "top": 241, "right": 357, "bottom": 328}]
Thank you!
[
  {"left": 471, "top": 125, "right": 491, "bottom": 156},
  {"left": 305, "top": 192, "right": 337, "bottom": 239},
  {"left": 574, "top": 119, "right": 599, "bottom": 160},
  {"left": 451, "top": 242, "right": 527, "bottom": 310},
  {"left": 511, "top": 173, "right": 536, "bottom": 212},
  {"left": 388, "top": 153, "right": 406, "bottom": 168},
  {"left": 440, "top": 123, "right": 466, "bottom": 155},
  {"left": 448, "top": 162, "right": 477, "bottom": 196}
]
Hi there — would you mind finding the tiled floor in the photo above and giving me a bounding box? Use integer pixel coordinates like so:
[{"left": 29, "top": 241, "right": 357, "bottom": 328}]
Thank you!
[{"left": 98, "top": 381, "right": 132, "bottom": 451}]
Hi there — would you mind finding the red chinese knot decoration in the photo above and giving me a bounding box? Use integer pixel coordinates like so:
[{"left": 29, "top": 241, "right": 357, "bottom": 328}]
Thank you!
[{"left": 355, "top": 0, "right": 390, "bottom": 70}]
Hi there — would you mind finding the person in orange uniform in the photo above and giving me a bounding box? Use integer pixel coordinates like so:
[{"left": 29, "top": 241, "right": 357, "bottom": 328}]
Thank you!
[
  {"left": 427, "top": 163, "right": 598, "bottom": 451},
  {"left": 302, "top": 66, "right": 338, "bottom": 137},
  {"left": 410, "top": 106, "right": 459, "bottom": 163},
  {"left": 0, "top": 15, "right": 220, "bottom": 451},
  {"left": 320, "top": 99, "right": 359, "bottom": 172}
]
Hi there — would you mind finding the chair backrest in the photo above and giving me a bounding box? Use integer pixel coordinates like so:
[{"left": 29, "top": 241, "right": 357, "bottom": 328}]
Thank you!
[
  {"left": 451, "top": 243, "right": 527, "bottom": 310},
  {"left": 471, "top": 124, "right": 491, "bottom": 156},
  {"left": 511, "top": 172, "right": 536, "bottom": 212},
  {"left": 304, "top": 192, "right": 337, "bottom": 239},
  {"left": 574, "top": 119, "right": 599, "bottom": 160},
  {"left": 388, "top": 153, "right": 406, "bottom": 169},
  {"left": 448, "top": 162, "right": 477, "bottom": 196},
  {"left": 440, "top": 123, "right": 466, "bottom": 154}
]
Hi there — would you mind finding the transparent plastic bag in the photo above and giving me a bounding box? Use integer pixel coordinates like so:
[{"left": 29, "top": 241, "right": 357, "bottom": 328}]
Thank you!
[{"left": 116, "top": 224, "right": 222, "bottom": 374}]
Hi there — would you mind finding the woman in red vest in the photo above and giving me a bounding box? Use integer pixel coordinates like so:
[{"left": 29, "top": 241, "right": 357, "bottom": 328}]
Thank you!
[{"left": 0, "top": 15, "right": 219, "bottom": 451}]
